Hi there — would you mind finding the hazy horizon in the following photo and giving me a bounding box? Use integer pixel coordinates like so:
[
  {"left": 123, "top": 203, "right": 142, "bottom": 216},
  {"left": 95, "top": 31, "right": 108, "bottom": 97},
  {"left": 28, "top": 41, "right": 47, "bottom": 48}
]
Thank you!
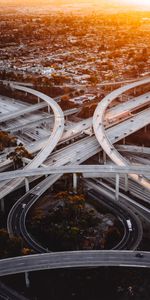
[
  {"left": 0, "top": 0, "right": 149, "bottom": 6},
  {"left": 0, "top": 0, "right": 150, "bottom": 11}
]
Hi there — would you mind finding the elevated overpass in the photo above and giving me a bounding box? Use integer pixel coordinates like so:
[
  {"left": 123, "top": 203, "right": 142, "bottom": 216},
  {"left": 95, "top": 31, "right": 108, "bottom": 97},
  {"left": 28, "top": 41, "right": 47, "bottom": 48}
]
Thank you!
[
  {"left": 0, "top": 165, "right": 149, "bottom": 181},
  {"left": 0, "top": 251, "right": 150, "bottom": 278},
  {"left": 0, "top": 90, "right": 149, "bottom": 173},
  {"left": 116, "top": 145, "right": 150, "bottom": 155},
  {"left": 0, "top": 84, "right": 64, "bottom": 197},
  {"left": 0, "top": 78, "right": 149, "bottom": 297},
  {"left": 0, "top": 99, "right": 150, "bottom": 199},
  {"left": 93, "top": 77, "right": 150, "bottom": 191}
]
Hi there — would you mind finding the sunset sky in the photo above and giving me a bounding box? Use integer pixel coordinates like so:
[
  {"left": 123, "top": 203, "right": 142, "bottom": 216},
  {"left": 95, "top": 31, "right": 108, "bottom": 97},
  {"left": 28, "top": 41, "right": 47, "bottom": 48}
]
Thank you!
[
  {"left": 121, "top": 0, "right": 150, "bottom": 6},
  {"left": 47, "top": 0, "right": 150, "bottom": 6},
  {"left": 1, "top": 0, "right": 150, "bottom": 8},
  {"left": 46, "top": 0, "right": 150, "bottom": 6}
]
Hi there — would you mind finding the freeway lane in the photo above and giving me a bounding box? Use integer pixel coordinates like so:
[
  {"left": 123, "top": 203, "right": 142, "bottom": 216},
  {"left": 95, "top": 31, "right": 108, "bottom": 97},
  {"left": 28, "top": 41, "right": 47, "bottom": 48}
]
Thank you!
[
  {"left": 0, "top": 281, "right": 29, "bottom": 300},
  {"left": 11, "top": 84, "right": 64, "bottom": 169},
  {"left": 105, "top": 91, "right": 150, "bottom": 124},
  {"left": 105, "top": 176, "right": 150, "bottom": 205},
  {"left": 87, "top": 188, "right": 142, "bottom": 250},
  {"left": 0, "top": 102, "right": 48, "bottom": 123},
  {"left": 7, "top": 105, "right": 150, "bottom": 249},
  {"left": 0, "top": 165, "right": 150, "bottom": 181},
  {"left": 3, "top": 79, "right": 150, "bottom": 255},
  {"left": 18, "top": 174, "right": 142, "bottom": 252},
  {"left": 85, "top": 178, "right": 150, "bottom": 223},
  {"left": 0, "top": 85, "right": 64, "bottom": 198},
  {"left": 0, "top": 90, "right": 148, "bottom": 172},
  {"left": 9, "top": 174, "right": 62, "bottom": 252},
  {"left": 116, "top": 145, "right": 150, "bottom": 155},
  {"left": 1, "top": 105, "right": 150, "bottom": 199},
  {"left": 93, "top": 77, "right": 150, "bottom": 190},
  {"left": 5, "top": 108, "right": 79, "bottom": 133},
  {"left": 0, "top": 251, "right": 150, "bottom": 277}
]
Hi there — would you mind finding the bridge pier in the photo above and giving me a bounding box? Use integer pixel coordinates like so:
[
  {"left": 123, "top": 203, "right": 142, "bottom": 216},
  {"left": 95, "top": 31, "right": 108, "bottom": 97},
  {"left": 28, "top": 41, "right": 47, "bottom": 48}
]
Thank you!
[
  {"left": 47, "top": 105, "right": 51, "bottom": 114},
  {"left": 25, "top": 272, "right": 30, "bottom": 288},
  {"left": 0, "top": 198, "right": 5, "bottom": 213},
  {"left": 98, "top": 152, "right": 101, "bottom": 163},
  {"left": 73, "top": 173, "right": 77, "bottom": 193},
  {"left": 25, "top": 178, "right": 29, "bottom": 192},
  {"left": 115, "top": 174, "right": 120, "bottom": 201},
  {"left": 125, "top": 174, "right": 129, "bottom": 192},
  {"left": 22, "top": 159, "right": 26, "bottom": 167},
  {"left": 103, "top": 151, "right": 107, "bottom": 164},
  {"left": 51, "top": 184, "right": 54, "bottom": 191}
]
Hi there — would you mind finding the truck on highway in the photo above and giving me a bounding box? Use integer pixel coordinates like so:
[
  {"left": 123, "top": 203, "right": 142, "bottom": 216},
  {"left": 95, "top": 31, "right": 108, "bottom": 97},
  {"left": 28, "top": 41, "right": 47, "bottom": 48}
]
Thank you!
[{"left": 127, "top": 219, "right": 132, "bottom": 231}]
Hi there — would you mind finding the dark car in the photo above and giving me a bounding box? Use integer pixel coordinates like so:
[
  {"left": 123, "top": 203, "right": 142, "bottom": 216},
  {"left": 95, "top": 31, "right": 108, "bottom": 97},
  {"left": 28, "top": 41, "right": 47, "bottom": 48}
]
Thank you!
[{"left": 135, "top": 253, "right": 144, "bottom": 258}]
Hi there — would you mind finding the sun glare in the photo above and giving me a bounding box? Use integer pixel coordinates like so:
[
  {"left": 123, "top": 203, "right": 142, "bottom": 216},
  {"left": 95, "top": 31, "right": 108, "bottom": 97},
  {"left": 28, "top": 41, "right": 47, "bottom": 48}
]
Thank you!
[{"left": 123, "top": 0, "right": 150, "bottom": 6}]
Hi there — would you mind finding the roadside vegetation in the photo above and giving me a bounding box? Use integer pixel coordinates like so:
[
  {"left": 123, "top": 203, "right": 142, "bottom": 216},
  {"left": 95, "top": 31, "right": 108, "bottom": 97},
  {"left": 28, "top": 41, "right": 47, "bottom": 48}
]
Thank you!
[
  {"left": 0, "top": 229, "right": 31, "bottom": 258},
  {"left": 7, "top": 146, "right": 33, "bottom": 169},
  {"left": 0, "top": 131, "right": 17, "bottom": 152},
  {"left": 28, "top": 192, "right": 121, "bottom": 251}
]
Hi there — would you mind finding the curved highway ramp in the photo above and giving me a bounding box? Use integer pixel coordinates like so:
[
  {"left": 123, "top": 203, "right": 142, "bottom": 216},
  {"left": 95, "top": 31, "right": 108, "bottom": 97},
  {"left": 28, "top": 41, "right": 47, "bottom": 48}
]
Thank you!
[{"left": 0, "top": 251, "right": 150, "bottom": 278}]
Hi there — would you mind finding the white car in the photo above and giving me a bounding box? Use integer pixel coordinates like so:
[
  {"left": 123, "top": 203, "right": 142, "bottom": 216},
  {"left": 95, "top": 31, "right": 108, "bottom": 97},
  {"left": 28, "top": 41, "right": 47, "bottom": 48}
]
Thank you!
[{"left": 22, "top": 203, "right": 26, "bottom": 209}]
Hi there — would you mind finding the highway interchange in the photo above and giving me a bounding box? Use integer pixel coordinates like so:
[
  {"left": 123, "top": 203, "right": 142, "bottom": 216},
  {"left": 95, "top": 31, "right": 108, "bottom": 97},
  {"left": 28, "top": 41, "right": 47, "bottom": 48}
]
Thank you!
[
  {"left": 0, "top": 92, "right": 150, "bottom": 198},
  {"left": 93, "top": 77, "right": 150, "bottom": 191},
  {"left": 0, "top": 78, "right": 150, "bottom": 297},
  {"left": 0, "top": 251, "right": 150, "bottom": 278}
]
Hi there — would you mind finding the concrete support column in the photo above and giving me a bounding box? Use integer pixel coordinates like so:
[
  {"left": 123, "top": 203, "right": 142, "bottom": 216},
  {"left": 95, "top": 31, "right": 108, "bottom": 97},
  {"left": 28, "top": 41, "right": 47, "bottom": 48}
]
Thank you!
[
  {"left": 124, "top": 174, "right": 129, "bottom": 192},
  {"left": 103, "top": 151, "right": 107, "bottom": 164},
  {"left": 25, "top": 272, "right": 30, "bottom": 288},
  {"left": 115, "top": 174, "right": 120, "bottom": 201},
  {"left": 98, "top": 152, "right": 101, "bottom": 164},
  {"left": 48, "top": 105, "right": 51, "bottom": 114},
  {"left": 73, "top": 173, "right": 77, "bottom": 193},
  {"left": 37, "top": 97, "right": 40, "bottom": 103},
  {"left": 25, "top": 178, "right": 29, "bottom": 192},
  {"left": 123, "top": 137, "right": 126, "bottom": 145},
  {"left": 0, "top": 198, "right": 5, "bottom": 213},
  {"left": 22, "top": 160, "right": 26, "bottom": 167}
]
